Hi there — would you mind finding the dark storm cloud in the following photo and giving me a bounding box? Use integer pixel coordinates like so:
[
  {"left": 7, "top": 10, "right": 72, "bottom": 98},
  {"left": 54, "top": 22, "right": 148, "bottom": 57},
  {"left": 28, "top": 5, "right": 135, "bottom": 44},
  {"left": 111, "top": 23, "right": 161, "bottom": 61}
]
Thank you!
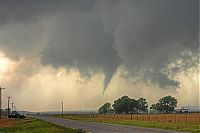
[
  {"left": 0, "top": 0, "right": 95, "bottom": 25},
  {"left": 0, "top": 0, "right": 198, "bottom": 91},
  {"left": 113, "top": 0, "right": 199, "bottom": 88},
  {"left": 0, "top": 0, "right": 96, "bottom": 59}
]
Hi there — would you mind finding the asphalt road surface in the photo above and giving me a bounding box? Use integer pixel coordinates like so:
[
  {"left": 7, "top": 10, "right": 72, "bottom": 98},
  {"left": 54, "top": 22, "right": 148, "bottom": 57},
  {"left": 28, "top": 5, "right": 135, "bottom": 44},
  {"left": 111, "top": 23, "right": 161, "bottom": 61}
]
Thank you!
[{"left": 35, "top": 116, "right": 185, "bottom": 133}]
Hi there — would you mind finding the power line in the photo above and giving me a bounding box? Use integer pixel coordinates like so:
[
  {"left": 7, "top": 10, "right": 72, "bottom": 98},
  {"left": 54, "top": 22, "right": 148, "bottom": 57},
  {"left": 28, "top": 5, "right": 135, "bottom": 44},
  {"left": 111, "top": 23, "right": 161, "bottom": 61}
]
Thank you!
[{"left": 0, "top": 87, "right": 5, "bottom": 119}]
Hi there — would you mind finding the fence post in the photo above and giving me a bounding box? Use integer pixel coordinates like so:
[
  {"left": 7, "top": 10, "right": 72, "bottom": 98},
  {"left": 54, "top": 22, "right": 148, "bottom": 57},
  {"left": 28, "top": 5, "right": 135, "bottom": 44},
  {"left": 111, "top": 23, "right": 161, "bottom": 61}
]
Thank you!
[
  {"left": 175, "top": 114, "right": 176, "bottom": 122},
  {"left": 165, "top": 114, "right": 166, "bottom": 122},
  {"left": 199, "top": 114, "right": 200, "bottom": 122},
  {"left": 131, "top": 114, "right": 132, "bottom": 120},
  {"left": 186, "top": 114, "right": 187, "bottom": 123}
]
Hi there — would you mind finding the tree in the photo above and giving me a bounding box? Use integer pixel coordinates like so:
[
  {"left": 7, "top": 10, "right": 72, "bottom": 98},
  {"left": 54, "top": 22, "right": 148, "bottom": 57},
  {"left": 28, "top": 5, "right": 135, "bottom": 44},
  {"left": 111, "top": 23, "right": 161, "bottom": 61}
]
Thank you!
[
  {"left": 150, "top": 103, "right": 162, "bottom": 111},
  {"left": 137, "top": 98, "right": 148, "bottom": 113},
  {"left": 99, "top": 96, "right": 149, "bottom": 114},
  {"left": 128, "top": 98, "right": 138, "bottom": 113},
  {"left": 150, "top": 104, "right": 157, "bottom": 110},
  {"left": 98, "top": 102, "right": 112, "bottom": 114},
  {"left": 112, "top": 96, "right": 141, "bottom": 114},
  {"left": 151, "top": 95, "right": 177, "bottom": 113},
  {"left": 112, "top": 96, "right": 132, "bottom": 114}
]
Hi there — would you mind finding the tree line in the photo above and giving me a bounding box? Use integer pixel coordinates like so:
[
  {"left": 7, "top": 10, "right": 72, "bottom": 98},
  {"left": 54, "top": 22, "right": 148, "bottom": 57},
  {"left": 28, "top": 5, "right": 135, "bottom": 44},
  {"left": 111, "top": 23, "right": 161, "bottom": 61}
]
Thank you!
[{"left": 98, "top": 95, "right": 177, "bottom": 114}]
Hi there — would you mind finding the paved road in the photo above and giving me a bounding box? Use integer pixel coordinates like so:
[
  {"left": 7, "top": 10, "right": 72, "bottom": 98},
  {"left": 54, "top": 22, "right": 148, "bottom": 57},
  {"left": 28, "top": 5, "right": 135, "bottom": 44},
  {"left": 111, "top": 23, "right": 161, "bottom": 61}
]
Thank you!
[{"left": 35, "top": 116, "right": 184, "bottom": 133}]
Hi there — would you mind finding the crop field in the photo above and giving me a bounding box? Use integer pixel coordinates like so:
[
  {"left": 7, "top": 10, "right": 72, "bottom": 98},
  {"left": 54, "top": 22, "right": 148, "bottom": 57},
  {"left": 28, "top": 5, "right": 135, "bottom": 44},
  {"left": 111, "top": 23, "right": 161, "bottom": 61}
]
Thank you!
[{"left": 62, "top": 113, "right": 200, "bottom": 123}]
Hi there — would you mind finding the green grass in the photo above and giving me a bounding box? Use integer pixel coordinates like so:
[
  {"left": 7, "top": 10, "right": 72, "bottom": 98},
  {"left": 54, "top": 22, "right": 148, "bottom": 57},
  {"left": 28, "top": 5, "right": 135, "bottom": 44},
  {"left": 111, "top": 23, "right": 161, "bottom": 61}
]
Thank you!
[
  {"left": 0, "top": 117, "right": 85, "bottom": 133},
  {"left": 55, "top": 115, "right": 200, "bottom": 133}
]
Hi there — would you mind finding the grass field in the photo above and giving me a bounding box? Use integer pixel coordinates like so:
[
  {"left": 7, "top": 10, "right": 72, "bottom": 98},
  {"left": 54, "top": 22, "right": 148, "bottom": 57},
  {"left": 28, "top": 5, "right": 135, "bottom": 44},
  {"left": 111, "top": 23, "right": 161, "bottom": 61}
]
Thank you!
[
  {"left": 55, "top": 114, "right": 200, "bottom": 133},
  {"left": 0, "top": 117, "right": 84, "bottom": 133}
]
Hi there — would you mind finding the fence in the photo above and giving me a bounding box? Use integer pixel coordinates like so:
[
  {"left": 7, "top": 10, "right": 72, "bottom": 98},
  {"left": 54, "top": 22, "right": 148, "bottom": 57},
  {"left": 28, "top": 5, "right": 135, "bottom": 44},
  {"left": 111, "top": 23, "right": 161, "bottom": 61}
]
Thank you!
[{"left": 64, "top": 113, "right": 200, "bottom": 123}]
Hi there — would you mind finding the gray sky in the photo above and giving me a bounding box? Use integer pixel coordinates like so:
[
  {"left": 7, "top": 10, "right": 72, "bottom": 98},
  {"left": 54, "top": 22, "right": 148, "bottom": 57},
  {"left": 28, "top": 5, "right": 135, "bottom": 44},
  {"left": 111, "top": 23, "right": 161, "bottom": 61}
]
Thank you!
[{"left": 0, "top": 0, "right": 199, "bottom": 111}]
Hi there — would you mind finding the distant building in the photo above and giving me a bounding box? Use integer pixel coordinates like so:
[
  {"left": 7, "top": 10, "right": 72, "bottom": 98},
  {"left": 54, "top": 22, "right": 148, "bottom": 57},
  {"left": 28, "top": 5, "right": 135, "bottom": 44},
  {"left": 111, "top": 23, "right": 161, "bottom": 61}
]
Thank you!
[{"left": 177, "top": 106, "right": 200, "bottom": 113}]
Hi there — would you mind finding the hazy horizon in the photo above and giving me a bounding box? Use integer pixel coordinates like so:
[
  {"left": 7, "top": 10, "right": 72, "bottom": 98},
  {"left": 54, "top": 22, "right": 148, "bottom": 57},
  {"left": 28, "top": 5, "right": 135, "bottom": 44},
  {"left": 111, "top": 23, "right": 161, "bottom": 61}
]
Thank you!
[{"left": 0, "top": 0, "right": 199, "bottom": 112}]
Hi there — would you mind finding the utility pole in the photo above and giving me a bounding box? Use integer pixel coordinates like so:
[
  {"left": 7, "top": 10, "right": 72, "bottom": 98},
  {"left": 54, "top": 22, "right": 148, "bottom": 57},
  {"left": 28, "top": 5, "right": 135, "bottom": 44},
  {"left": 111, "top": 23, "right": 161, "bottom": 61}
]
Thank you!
[
  {"left": 11, "top": 103, "right": 14, "bottom": 113},
  {"left": 6, "top": 96, "right": 11, "bottom": 117},
  {"left": 0, "top": 87, "right": 5, "bottom": 119},
  {"left": 61, "top": 101, "right": 64, "bottom": 116}
]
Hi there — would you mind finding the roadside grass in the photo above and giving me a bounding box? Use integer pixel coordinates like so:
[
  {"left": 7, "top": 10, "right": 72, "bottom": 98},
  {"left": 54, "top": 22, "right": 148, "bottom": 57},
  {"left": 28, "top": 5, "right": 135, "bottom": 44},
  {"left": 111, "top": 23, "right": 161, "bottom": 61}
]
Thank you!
[
  {"left": 55, "top": 115, "right": 200, "bottom": 133},
  {"left": 0, "top": 117, "right": 84, "bottom": 133}
]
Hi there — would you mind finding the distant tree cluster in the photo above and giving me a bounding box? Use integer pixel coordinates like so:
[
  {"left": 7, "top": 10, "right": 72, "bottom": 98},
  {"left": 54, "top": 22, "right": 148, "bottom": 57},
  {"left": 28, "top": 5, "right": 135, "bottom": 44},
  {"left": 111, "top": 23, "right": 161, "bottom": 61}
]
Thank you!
[
  {"left": 98, "top": 102, "right": 112, "bottom": 114},
  {"left": 150, "top": 95, "right": 177, "bottom": 113},
  {"left": 99, "top": 96, "right": 148, "bottom": 114},
  {"left": 98, "top": 95, "right": 177, "bottom": 114}
]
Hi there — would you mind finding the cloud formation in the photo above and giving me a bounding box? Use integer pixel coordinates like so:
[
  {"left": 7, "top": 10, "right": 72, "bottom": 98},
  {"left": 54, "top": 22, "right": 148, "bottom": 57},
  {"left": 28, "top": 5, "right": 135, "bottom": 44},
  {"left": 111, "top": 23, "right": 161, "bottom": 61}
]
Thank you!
[{"left": 0, "top": 0, "right": 198, "bottom": 92}]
